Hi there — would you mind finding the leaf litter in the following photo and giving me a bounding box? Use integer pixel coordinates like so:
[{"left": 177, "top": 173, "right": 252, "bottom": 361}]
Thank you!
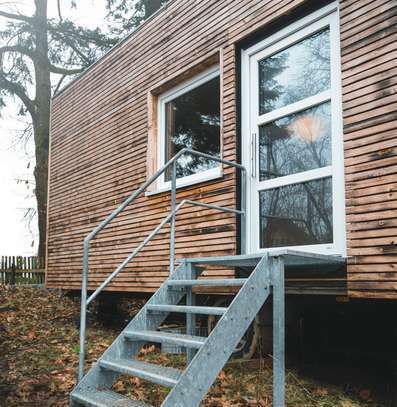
[{"left": 0, "top": 287, "right": 386, "bottom": 406}]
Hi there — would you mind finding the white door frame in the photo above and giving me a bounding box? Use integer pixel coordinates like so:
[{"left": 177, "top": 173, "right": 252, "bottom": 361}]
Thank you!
[{"left": 241, "top": 2, "right": 346, "bottom": 256}]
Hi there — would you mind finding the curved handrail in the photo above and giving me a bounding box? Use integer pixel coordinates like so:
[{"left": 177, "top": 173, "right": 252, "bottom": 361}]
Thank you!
[{"left": 78, "top": 148, "right": 247, "bottom": 381}]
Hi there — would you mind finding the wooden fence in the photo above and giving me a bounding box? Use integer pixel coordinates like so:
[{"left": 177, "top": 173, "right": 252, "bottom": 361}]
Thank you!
[{"left": 0, "top": 256, "right": 45, "bottom": 286}]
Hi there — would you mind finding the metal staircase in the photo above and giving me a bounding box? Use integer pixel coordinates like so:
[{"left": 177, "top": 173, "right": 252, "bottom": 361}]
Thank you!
[
  {"left": 70, "top": 148, "right": 344, "bottom": 406},
  {"left": 70, "top": 253, "right": 283, "bottom": 407}
]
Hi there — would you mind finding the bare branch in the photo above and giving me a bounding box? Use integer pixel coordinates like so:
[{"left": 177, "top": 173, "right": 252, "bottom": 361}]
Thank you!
[
  {"left": 53, "top": 73, "right": 66, "bottom": 96},
  {"left": 0, "top": 9, "right": 33, "bottom": 23},
  {"left": 49, "top": 63, "right": 84, "bottom": 75},
  {"left": 0, "top": 74, "right": 36, "bottom": 118},
  {"left": 0, "top": 45, "right": 36, "bottom": 62},
  {"left": 1, "top": 45, "right": 82, "bottom": 77},
  {"left": 48, "top": 28, "right": 92, "bottom": 65},
  {"left": 57, "top": 0, "right": 63, "bottom": 21}
]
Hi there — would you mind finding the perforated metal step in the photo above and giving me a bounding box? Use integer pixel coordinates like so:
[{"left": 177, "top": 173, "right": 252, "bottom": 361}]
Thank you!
[
  {"left": 146, "top": 304, "right": 227, "bottom": 315},
  {"left": 124, "top": 329, "right": 206, "bottom": 349},
  {"left": 100, "top": 358, "right": 181, "bottom": 387},
  {"left": 71, "top": 253, "right": 290, "bottom": 407},
  {"left": 71, "top": 389, "right": 153, "bottom": 407},
  {"left": 167, "top": 278, "right": 247, "bottom": 287}
]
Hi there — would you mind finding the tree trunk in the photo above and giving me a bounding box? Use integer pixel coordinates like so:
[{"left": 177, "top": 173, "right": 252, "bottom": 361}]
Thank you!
[
  {"left": 32, "top": 0, "right": 51, "bottom": 257},
  {"left": 33, "top": 122, "right": 49, "bottom": 258}
]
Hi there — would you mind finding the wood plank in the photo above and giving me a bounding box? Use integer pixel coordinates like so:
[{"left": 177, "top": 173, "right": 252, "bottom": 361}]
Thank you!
[{"left": 47, "top": 0, "right": 397, "bottom": 299}]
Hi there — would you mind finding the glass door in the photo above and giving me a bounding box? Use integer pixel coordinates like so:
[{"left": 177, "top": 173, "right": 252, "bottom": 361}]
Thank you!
[{"left": 242, "top": 5, "right": 346, "bottom": 255}]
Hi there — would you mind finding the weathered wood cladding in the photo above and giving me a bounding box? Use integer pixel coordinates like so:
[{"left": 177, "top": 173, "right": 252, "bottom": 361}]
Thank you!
[
  {"left": 47, "top": 0, "right": 308, "bottom": 293},
  {"left": 340, "top": 0, "right": 397, "bottom": 298},
  {"left": 47, "top": 0, "right": 397, "bottom": 299}
]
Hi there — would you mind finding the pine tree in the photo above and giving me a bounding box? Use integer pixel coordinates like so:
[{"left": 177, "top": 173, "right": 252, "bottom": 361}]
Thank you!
[
  {"left": 0, "top": 0, "right": 117, "bottom": 256},
  {"left": 0, "top": 0, "right": 168, "bottom": 256},
  {"left": 106, "top": 0, "right": 167, "bottom": 36}
]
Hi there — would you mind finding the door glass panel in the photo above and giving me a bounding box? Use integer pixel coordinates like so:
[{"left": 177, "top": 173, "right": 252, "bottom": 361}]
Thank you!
[
  {"left": 165, "top": 76, "right": 220, "bottom": 181},
  {"left": 258, "top": 28, "right": 330, "bottom": 115},
  {"left": 259, "top": 177, "right": 333, "bottom": 248},
  {"left": 259, "top": 102, "right": 331, "bottom": 181}
]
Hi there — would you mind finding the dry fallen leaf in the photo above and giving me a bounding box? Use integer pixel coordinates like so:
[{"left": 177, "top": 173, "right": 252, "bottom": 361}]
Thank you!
[{"left": 0, "top": 287, "right": 382, "bottom": 407}]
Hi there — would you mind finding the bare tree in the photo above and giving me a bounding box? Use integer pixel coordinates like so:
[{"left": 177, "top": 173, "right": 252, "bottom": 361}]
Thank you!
[
  {"left": 0, "top": 0, "right": 117, "bottom": 256},
  {"left": 0, "top": 0, "right": 168, "bottom": 256},
  {"left": 106, "top": 0, "right": 167, "bottom": 36}
]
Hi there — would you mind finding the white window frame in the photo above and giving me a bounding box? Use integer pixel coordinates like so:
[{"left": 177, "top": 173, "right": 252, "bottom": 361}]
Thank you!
[
  {"left": 241, "top": 2, "right": 346, "bottom": 256},
  {"left": 157, "top": 65, "right": 222, "bottom": 191}
]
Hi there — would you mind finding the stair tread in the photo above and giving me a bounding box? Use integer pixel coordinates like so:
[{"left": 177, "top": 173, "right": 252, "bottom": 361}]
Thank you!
[
  {"left": 124, "top": 329, "right": 206, "bottom": 348},
  {"left": 100, "top": 358, "right": 181, "bottom": 387},
  {"left": 147, "top": 304, "right": 227, "bottom": 315},
  {"left": 71, "top": 389, "right": 153, "bottom": 407},
  {"left": 180, "top": 251, "right": 345, "bottom": 267},
  {"left": 167, "top": 278, "right": 247, "bottom": 286}
]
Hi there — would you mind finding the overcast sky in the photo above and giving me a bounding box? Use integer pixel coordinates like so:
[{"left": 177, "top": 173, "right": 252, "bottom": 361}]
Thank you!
[{"left": 0, "top": 1, "right": 107, "bottom": 255}]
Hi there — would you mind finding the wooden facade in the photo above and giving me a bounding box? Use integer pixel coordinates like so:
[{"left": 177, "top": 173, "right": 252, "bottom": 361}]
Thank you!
[
  {"left": 341, "top": 0, "right": 397, "bottom": 298},
  {"left": 46, "top": 0, "right": 397, "bottom": 299}
]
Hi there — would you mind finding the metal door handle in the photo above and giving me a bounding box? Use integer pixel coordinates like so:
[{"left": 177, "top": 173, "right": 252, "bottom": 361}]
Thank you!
[{"left": 250, "top": 132, "right": 256, "bottom": 178}]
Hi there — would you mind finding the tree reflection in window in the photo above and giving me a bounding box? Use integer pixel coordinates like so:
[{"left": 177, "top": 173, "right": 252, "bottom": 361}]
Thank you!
[
  {"left": 259, "top": 102, "right": 331, "bottom": 180},
  {"left": 258, "top": 28, "right": 330, "bottom": 115},
  {"left": 259, "top": 178, "right": 333, "bottom": 248},
  {"left": 165, "top": 76, "right": 220, "bottom": 181}
]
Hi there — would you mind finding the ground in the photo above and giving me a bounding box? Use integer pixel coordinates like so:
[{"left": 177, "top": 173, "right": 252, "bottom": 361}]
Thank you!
[{"left": 0, "top": 286, "right": 388, "bottom": 407}]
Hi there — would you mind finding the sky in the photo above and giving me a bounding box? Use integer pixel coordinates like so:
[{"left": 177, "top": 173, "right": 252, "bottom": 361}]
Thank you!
[{"left": 0, "top": 0, "right": 108, "bottom": 255}]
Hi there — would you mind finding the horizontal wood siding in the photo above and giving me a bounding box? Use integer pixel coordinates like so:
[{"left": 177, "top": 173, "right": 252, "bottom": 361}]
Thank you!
[
  {"left": 340, "top": 0, "right": 397, "bottom": 298},
  {"left": 48, "top": 0, "right": 397, "bottom": 299},
  {"left": 47, "top": 0, "right": 305, "bottom": 293}
]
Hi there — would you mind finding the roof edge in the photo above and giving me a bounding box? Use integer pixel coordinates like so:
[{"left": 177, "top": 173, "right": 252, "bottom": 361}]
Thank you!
[{"left": 53, "top": 0, "right": 175, "bottom": 100}]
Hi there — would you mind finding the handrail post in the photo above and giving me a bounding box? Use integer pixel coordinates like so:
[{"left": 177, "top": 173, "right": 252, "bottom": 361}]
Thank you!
[
  {"left": 169, "top": 161, "right": 177, "bottom": 275},
  {"left": 78, "top": 239, "right": 89, "bottom": 382},
  {"left": 76, "top": 148, "right": 247, "bottom": 383},
  {"left": 240, "top": 169, "right": 247, "bottom": 255}
]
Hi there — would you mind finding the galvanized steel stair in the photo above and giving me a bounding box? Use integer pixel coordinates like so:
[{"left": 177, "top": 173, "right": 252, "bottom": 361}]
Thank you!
[{"left": 70, "top": 255, "right": 272, "bottom": 407}]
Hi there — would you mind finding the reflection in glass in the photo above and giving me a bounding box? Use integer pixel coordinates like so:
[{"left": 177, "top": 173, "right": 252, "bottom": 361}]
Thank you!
[
  {"left": 165, "top": 77, "right": 220, "bottom": 181},
  {"left": 259, "top": 102, "right": 331, "bottom": 180},
  {"left": 259, "top": 178, "right": 333, "bottom": 248},
  {"left": 258, "top": 29, "right": 330, "bottom": 115}
]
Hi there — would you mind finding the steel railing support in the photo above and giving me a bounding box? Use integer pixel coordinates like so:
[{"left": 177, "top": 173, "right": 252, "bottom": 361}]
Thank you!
[
  {"left": 170, "top": 161, "right": 177, "bottom": 275},
  {"left": 272, "top": 256, "right": 285, "bottom": 407},
  {"left": 186, "top": 262, "right": 197, "bottom": 364},
  {"left": 78, "top": 240, "right": 89, "bottom": 382},
  {"left": 240, "top": 168, "right": 247, "bottom": 255},
  {"left": 77, "top": 148, "right": 247, "bottom": 382}
]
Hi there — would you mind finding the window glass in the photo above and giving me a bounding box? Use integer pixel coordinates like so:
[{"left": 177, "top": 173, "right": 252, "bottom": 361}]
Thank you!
[
  {"left": 259, "top": 177, "right": 333, "bottom": 248},
  {"left": 259, "top": 102, "right": 331, "bottom": 181},
  {"left": 258, "top": 28, "right": 330, "bottom": 115},
  {"left": 165, "top": 76, "right": 220, "bottom": 181}
]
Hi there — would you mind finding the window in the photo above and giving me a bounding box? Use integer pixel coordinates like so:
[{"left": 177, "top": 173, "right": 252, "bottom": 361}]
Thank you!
[
  {"left": 158, "top": 66, "right": 221, "bottom": 188},
  {"left": 259, "top": 178, "right": 333, "bottom": 248},
  {"left": 242, "top": 4, "right": 346, "bottom": 255}
]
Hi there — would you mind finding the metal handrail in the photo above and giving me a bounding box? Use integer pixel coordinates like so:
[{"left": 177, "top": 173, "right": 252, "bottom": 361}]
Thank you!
[{"left": 78, "top": 148, "right": 247, "bottom": 381}]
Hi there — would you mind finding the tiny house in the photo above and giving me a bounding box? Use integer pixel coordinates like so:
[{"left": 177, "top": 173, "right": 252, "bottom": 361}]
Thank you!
[
  {"left": 47, "top": 1, "right": 397, "bottom": 405},
  {"left": 47, "top": 0, "right": 397, "bottom": 300}
]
